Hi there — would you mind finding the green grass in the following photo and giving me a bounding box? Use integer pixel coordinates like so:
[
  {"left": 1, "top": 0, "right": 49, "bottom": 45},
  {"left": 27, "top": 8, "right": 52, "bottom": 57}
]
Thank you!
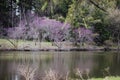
[
  {"left": 91, "top": 76, "right": 120, "bottom": 80},
  {"left": 0, "top": 38, "right": 118, "bottom": 50},
  {"left": 0, "top": 38, "right": 75, "bottom": 50},
  {"left": 0, "top": 39, "right": 56, "bottom": 49}
]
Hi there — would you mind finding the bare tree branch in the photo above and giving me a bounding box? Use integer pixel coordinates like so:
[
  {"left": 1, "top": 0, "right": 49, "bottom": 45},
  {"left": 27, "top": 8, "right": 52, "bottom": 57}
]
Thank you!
[{"left": 89, "top": 0, "right": 107, "bottom": 12}]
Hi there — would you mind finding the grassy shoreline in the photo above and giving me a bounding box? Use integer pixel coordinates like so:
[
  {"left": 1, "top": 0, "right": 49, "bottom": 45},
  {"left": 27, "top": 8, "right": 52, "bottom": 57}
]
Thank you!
[
  {"left": 91, "top": 76, "right": 120, "bottom": 80},
  {"left": 0, "top": 39, "right": 119, "bottom": 51}
]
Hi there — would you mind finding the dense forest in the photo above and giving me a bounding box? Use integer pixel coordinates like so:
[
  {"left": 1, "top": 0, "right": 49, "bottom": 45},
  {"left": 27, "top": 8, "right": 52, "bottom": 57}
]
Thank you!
[{"left": 0, "top": 0, "right": 120, "bottom": 49}]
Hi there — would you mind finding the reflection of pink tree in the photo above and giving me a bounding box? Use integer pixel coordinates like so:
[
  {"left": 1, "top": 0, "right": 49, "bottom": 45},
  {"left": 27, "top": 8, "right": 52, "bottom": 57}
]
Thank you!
[{"left": 17, "top": 64, "right": 37, "bottom": 80}]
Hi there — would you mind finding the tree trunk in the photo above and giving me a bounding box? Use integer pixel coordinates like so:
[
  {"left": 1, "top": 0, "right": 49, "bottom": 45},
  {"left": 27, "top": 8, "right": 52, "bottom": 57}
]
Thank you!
[
  {"left": 118, "top": 32, "right": 120, "bottom": 51},
  {"left": 6, "top": 39, "right": 18, "bottom": 49}
]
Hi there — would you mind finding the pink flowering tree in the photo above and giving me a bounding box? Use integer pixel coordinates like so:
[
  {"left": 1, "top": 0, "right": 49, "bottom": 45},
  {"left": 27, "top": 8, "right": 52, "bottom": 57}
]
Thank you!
[
  {"left": 29, "top": 17, "right": 70, "bottom": 48},
  {"left": 7, "top": 16, "right": 71, "bottom": 49},
  {"left": 73, "top": 27, "right": 93, "bottom": 46},
  {"left": 7, "top": 21, "right": 29, "bottom": 48}
]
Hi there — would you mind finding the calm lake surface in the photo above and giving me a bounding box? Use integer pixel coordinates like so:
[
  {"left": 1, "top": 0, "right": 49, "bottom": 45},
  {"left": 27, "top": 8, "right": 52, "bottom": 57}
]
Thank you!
[{"left": 0, "top": 51, "right": 120, "bottom": 80}]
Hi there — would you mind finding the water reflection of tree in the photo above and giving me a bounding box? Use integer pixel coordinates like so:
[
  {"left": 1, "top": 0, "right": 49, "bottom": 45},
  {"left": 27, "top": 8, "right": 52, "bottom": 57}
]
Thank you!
[
  {"left": 0, "top": 60, "right": 13, "bottom": 80},
  {"left": 92, "top": 53, "right": 108, "bottom": 77},
  {"left": 1, "top": 51, "right": 120, "bottom": 79},
  {"left": 91, "top": 52, "right": 120, "bottom": 77},
  {"left": 69, "top": 52, "right": 94, "bottom": 78},
  {"left": 110, "top": 52, "right": 120, "bottom": 76}
]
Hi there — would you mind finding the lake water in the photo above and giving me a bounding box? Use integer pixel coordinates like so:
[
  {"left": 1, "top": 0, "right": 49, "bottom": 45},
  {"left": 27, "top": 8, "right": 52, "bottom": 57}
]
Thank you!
[{"left": 0, "top": 51, "right": 120, "bottom": 80}]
